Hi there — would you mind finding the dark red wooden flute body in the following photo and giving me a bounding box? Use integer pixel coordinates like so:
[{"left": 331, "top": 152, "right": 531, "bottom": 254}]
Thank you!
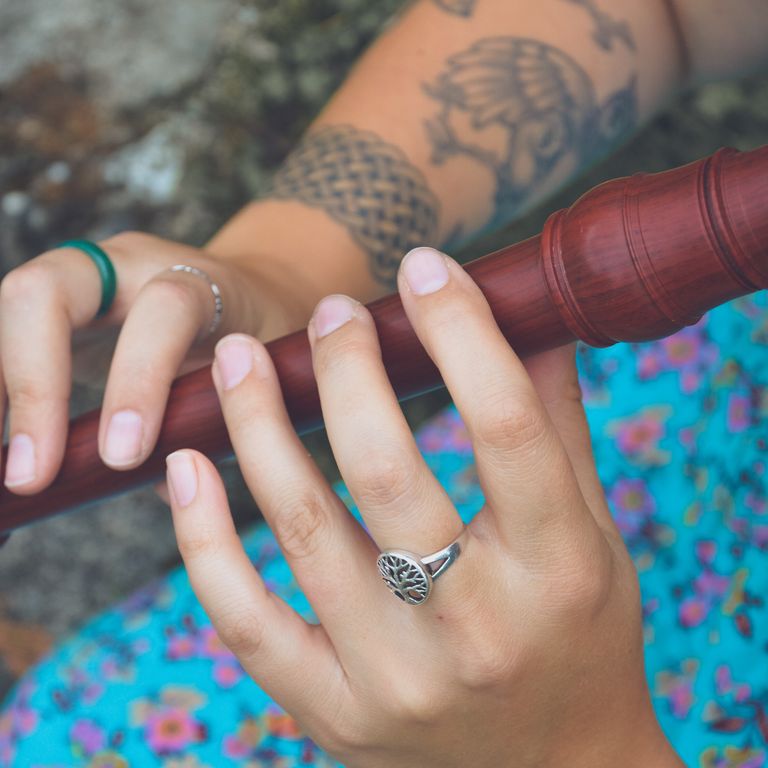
[{"left": 1, "top": 145, "right": 767, "bottom": 535}]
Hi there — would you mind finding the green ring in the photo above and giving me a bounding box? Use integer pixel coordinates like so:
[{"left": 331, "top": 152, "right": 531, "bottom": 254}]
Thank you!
[{"left": 57, "top": 239, "right": 117, "bottom": 318}]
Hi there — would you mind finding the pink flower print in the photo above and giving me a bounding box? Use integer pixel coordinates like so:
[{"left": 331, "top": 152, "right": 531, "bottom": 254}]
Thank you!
[
  {"left": 82, "top": 683, "right": 105, "bottom": 705},
  {"left": 145, "top": 708, "right": 202, "bottom": 754},
  {"left": 608, "top": 478, "right": 656, "bottom": 536},
  {"left": 616, "top": 415, "right": 663, "bottom": 454},
  {"left": 416, "top": 410, "right": 472, "bottom": 455},
  {"left": 14, "top": 705, "right": 36, "bottom": 735},
  {"left": 714, "top": 665, "right": 753, "bottom": 705},
  {"left": 694, "top": 570, "right": 730, "bottom": 599},
  {"left": 656, "top": 663, "right": 699, "bottom": 720},
  {"left": 608, "top": 408, "right": 671, "bottom": 465},
  {"left": 727, "top": 393, "right": 751, "bottom": 433},
  {"left": 637, "top": 323, "right": 717, "bottom": 391},
  {"left": 265, "top": 705, "right": 304, "bottom": 739},
  {"left": 695, "top": 540, "right": 717, "bottom": 565},
  {"left": 753, "top": 525, "right": 768, "bottom": 549},
  {"left": 668, "top": 681, "right": 695, "bottom": 719},
  {"left": 70, "top": 719, "right": 107, "bottom": 756},
  {"left": 223, "top": 734, "right": 251, "bottom": 759},
  {"left": 167, "top": 633, "right": 196, "bottom": 661},
  {"left": 679, "top": 596, "right": 709, "bottom": 628},
  {"left": 679, "top": 426, "right": 697, "bottom": 450},
  {"left": 197, "top": 626, "right": 236, "bottom": 661},
  {"left": 662, "top": 332, "right": 699, "bottom": 364},
  {"left": 213, "top": 661, "right": 244, "bottom": 689},
  {"left": 700, "top": 746, "right": 766, "bottom": 768},
  {"left": 680, "top": 370, "right": 699, "bottom": 392},
  {"left": 745, "top": 491, "right": 767, "bottom": 515},
  {"left": 223, "top": 717, "right": 263, "bottom": 759},
  {"left": 715, "top": 665, "right": 733, "bottom": 696},
  {"left": 637, "top": 353, "right": 661, "bottom": 379}
]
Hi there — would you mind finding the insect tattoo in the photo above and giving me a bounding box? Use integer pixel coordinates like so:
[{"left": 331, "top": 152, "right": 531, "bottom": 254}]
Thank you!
[
  {"left": 432, "top": 0, "right": 477, "bottom": 18},
  {"left": 423, "top": 37, "right": 637, "bottom": 237},
  {"left": 268, "top": 125, "right": 440, "bottom": 287},
  {"left": 562, "top": 0, "right": 636, "bottom": 52}
]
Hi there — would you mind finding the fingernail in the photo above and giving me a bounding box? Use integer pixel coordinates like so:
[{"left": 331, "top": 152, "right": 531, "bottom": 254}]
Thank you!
[
  {"left": 401, "top": 247, "right": 449, "bottom": 295},
  {"left": 166, "top": 451, "right": 198, "bottom": 507},
  {"left": 313, "top": 294, "right": 356, "bottom": 338},
  {"left": 4, "top": 433, "right": 36, "bottom": 487},
  {"left": 103, "top": 410, "right": 144, "bottom": 467},
  {"left": 215, "top": 336, "right": 253, "bottom": 390}
]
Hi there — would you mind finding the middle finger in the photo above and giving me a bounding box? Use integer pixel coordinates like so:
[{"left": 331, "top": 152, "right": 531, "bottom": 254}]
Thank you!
[{"left": 307, "top": 294, "right": 464, "bottom": 557}]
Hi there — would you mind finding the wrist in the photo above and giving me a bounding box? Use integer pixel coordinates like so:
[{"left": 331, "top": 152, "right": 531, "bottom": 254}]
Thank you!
[
  {"left": 560, "top": 702, "right": 683, "bottom": 768},
  {"left": 206, "top": 198, "right": 386, "bottom": 323}
]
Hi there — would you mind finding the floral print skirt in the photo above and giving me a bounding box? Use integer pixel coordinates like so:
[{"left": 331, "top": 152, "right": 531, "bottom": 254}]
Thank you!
[{"left": 2, "top": 293, "right": 767, "bottom": 768}]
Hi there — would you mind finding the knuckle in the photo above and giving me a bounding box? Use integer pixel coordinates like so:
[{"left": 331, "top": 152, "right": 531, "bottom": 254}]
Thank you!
[
  {"left": 390, "top": 683, "right": 442, "bottom": 727},
  {"left": 352, "top": 449, "right": 418, "bottom": 510},
  {"left": 144, "top": 275, "right": 200, "bottom": 314},
  {"left": 216, "top": 611, "right": 265, "bottom": 658},
  {"left": 314, "top": 335, "right": 371, "bottom": 378},
  {"left": 270, "top": 491, "right": 329, "bottom": 561},
  {"left": 101, "top": 230, "right": 149, "bottom": 252},
  {"left": 176, "top": 527, "right": 221, "bottom": 561},
  {"left": 0, "top": 262, "right": 57, "bottom": 303},
  {"left": 473, "top": 391, "right": 548, "bottom": 457},
  {"left": 325, "top": 715, "right": 371, "bottom": 754},
  {"left": 7, "top": 375, "right": 60, "bottom": 411},
  {"left": 326, "top": 728, "right": 369, "bottom": 758},
  {"left": 544, "top": 537, "right": 614, "bottom": 619},
  {"left": 369, "top": 674, "right": 441, "bottom": 730}
]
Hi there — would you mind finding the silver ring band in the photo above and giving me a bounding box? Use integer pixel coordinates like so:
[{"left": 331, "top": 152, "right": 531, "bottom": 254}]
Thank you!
[
  {"left": 376, "top": 526, "right": 467, "bottom": 606},
  {"left": 169, "top": 264, "right": 224, "bottom": 338}
]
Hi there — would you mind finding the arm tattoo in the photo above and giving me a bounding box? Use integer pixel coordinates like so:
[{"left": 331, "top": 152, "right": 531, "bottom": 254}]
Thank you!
[
  {"left": 562, "top": 0, "right": 636, "bottom": 51},
  {"left": 424, "top": 37, "right": 637, "bottom": 235},
  {"left": 269, "top": 126, "right": 440, "bottom": 287},
  {"left": 432, "top": 0, "right": 476, "bottom": 17}
]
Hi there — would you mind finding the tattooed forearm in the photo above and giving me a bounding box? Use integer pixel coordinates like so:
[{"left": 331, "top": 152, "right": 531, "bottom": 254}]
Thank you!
[
  {"left": 562, "top": 0, "right": 636, "bottom": 51},
  {"left": 432, "top": 0, "right": 477, "bottom": 18},
  {"left": 269, "top": 126, "right": 440, "bottom": 286},
  {"left": 424, "top": 37, "right": 637, "bottom": 235}
]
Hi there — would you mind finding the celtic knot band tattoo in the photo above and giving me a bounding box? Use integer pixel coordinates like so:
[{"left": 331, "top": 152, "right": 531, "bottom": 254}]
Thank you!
[
  {"left": 424, "top": 37, "right": 637, "bottom": 235},
  {"left": 269, "top": 126, "right": 440, "bottom": 286},
  {"left": 432, "top": 0, "right": 477, "bottom": 17}
]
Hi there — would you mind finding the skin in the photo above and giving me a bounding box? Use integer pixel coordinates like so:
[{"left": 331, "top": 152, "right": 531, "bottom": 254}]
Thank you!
[
  {"left": 3, "top": 0, "right": 766, "bottom": 493},
  {"left": 1, "top": 0, "right": 767, "bottom": 760},
  {"left": 167, "top": 247, "right": 683, "bottom": 766}
]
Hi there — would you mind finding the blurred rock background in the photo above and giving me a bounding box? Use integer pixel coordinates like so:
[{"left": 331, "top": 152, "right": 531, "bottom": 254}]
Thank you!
[{"left": 0, "top": 0, "right": 766, "bottom": 699}]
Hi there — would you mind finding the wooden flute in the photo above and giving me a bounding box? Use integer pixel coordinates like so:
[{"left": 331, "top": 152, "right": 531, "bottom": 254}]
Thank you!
[{"left": 1, "top": 144, "right": 766, "bottom": 538}]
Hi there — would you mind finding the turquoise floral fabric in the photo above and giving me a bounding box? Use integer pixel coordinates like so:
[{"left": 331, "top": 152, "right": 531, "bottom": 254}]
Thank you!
[{"left": 1, "top": 293, "right": 767, "bottom": 767}]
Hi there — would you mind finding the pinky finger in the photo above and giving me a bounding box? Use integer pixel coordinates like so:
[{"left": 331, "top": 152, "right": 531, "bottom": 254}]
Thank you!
[{"left": 166, "top": 449, "right": 346, "bottom": 721}]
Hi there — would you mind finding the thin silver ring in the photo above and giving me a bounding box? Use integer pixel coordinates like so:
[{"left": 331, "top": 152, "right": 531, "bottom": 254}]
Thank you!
[
  {"left": 376, "top": 527, "right": 467, "bottom": 606},
  {"left": 169, "top": 264, "right": 224, "bottom": 338}
]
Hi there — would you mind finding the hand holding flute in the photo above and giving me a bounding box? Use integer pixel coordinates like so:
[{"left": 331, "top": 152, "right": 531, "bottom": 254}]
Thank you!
[{"left": 1, "top": 144, "right": 767, "bottom": 532}]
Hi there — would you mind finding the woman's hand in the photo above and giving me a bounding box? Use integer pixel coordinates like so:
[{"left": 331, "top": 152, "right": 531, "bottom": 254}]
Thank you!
[
  {"left": 166, "top": 247, "right": 682, "bottom": 767},
  {"left": 0, "top": 232, "right": 299, "bottom": 494}
]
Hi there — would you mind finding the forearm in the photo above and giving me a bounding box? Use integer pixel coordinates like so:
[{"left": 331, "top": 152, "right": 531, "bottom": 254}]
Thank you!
[{"left": 208, "top": 0, "right": 687, "bottom": 319}]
